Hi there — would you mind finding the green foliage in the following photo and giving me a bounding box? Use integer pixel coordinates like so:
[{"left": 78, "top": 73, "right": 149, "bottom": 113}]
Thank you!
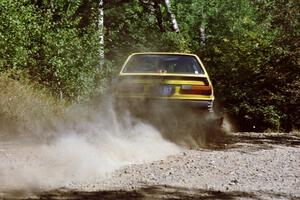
[
  {"left": 171, "top": 0, "right": 298, "bottom": 131},
  {"left": 0, "top": 1, "right": 37, "bottom": 70},
  {"left": 105, "top": 0, "right": 190, "bottom": 68},
  {"left": 0, "top": 0, "right": 101, "bottom": 100},
  {"left": 0, "top": 0, "right": 298, "bottom": 131},
  {"left": 104, "top": 0, "right": 299, "bottom": 132}
]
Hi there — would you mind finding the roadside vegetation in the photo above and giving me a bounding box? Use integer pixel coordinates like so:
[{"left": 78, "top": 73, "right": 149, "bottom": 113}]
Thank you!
[
  {"left": 0, "top": 70, "right": 65, "bottom": 135},
  {"left": 0, "top": 0, "right": 299, "bottom": 132}
]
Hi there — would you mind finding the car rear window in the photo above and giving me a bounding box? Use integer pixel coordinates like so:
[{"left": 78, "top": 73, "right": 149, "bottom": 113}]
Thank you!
[{"left": 122, "top": 54, "right": 204, "bottom": 74}]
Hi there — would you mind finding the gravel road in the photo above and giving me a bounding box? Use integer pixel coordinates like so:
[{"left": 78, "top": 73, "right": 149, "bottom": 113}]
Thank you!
[{"left": 1, "top": 132, "right": 300, "bottom": 200}]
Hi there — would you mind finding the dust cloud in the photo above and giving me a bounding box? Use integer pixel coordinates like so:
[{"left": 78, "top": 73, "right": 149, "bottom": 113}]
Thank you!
[{"left": 0, "top": 97, "right": 181, "bottom": 192}]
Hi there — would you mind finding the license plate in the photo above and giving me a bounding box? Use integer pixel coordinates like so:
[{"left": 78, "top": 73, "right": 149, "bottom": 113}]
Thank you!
[{"left": 159, "top": 85, "right": 174, "bottom": 96}]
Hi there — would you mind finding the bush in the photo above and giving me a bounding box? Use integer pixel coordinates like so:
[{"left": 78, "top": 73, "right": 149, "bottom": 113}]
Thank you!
[
  {"left": 0, "top": 0, "right": 102, "bottom": 100},
  {"left": 0, "top": 71, "right": 64, "bottom": 136}
]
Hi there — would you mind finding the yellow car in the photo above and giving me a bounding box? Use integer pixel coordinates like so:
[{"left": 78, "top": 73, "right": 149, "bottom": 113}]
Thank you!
[
  {"left": 114, "top": 52, "right": 226, "bottom": 147},
  {"left": 115, "top": 52, "right": 215, "bottom": 112}
]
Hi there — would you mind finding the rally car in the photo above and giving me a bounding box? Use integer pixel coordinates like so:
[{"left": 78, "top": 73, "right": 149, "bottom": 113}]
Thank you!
[
  {"left": 115, "top": 52, "right": 214, "bottom": 111},
  {"left": 114, "top": 52, "right": 225, "bottom": 147}
]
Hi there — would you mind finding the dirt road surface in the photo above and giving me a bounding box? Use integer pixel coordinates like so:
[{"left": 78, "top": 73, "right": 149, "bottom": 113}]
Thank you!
[{"left": 0, "top": 132, "right": 299, "bottom": 200}]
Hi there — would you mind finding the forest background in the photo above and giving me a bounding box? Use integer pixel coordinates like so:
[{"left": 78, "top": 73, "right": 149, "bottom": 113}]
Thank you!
[{"left": 0, "top": 0, "right": 299, "bottom": 132}]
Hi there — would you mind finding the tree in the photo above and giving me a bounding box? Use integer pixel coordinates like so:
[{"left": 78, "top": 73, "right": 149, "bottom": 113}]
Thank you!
[
  {"left": 0, "top": 0, "right": 100, "bottom": 99},
  {"left": 99, "top": 0, "right": 104, "bottom": 67},
  {"left": 164, "top": 0, "right": 180, "bottom": 32},
  {"left": 1, "top": 0, "right": 298, "bottom": 131}
]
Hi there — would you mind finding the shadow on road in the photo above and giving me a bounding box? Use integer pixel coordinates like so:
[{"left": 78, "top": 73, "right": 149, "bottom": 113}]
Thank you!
[
  {"left": 20, "top": 185, "right": 293, "bottom": 200},
  {"left": 230, "top": 133, "right": 300, "bottom": 147},
  {"left": 208, "top": 132, "right": 300, "bottom": 151}
]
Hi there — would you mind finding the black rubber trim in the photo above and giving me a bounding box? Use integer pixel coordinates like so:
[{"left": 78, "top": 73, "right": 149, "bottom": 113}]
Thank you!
[{"left": 120, "top": 75, "right": 209, "bottom": 85}]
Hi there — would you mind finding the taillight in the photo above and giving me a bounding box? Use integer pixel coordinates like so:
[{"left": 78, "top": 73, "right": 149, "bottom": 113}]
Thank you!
[{"left": 180, "top": 85, "right": 212, "bottom": 95}]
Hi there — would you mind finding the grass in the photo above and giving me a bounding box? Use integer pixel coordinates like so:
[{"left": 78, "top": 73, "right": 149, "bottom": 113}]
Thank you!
[{"left": 0, "top": 71, "right": 65, "bottom": 136}]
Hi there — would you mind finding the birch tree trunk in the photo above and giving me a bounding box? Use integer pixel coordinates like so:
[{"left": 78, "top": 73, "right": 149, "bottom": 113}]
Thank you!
[
  {"left": 99, "top": 0, "right": 104, "bottom": 67},
  {"left": 199, "top": 5, "right": 206, "bottom": 46},
  {"left": 164, "top": 0, "right": 179, "bottom": 32},
  {"left": 199, "top": 21, "right": 206, "bottom": 46}
]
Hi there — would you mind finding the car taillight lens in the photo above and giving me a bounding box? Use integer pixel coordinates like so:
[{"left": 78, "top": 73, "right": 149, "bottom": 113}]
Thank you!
[{"left": 180, "top": 85, "right": 212, "bottom": 95}]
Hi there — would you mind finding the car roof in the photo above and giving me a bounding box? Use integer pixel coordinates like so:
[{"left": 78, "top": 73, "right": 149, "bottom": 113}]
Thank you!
[{"left": 130, "top": 52, "right": 197, "bottom": 57}]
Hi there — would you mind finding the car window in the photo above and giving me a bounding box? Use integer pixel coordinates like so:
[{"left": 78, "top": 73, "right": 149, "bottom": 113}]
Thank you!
[{"left": 123, "top": 55, "right": 204, "bottom": 74}]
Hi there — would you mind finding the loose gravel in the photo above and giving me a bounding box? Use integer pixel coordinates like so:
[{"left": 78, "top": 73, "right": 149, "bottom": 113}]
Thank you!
[{"left": 1, "top": 132, "right": 300, "bottom": 199}]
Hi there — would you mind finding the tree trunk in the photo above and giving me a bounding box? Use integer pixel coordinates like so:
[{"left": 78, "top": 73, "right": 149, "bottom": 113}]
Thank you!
[
  {"left": 199, "top": 6, "right": 206, "bottom": 46},
  {"left": 164, "top": 0, "right": 179, "bottom": 32},
  {"left": 99, "top": 0, "right": 104, "bottom": 67},
  {"left": 153, "top": 1, "right": 165, "bottom": 32},
  {"left": 199, "top": 24, "right": 205, "bottom": 46}
]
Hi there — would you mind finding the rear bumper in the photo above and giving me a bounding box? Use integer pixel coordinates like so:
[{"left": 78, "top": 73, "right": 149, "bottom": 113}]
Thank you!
[
  {"left": 148, "top": 99, "right": 213, "bottom": 109},
  {"left": 116, "top": 97, "right": 214, "bottom": 111}
]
